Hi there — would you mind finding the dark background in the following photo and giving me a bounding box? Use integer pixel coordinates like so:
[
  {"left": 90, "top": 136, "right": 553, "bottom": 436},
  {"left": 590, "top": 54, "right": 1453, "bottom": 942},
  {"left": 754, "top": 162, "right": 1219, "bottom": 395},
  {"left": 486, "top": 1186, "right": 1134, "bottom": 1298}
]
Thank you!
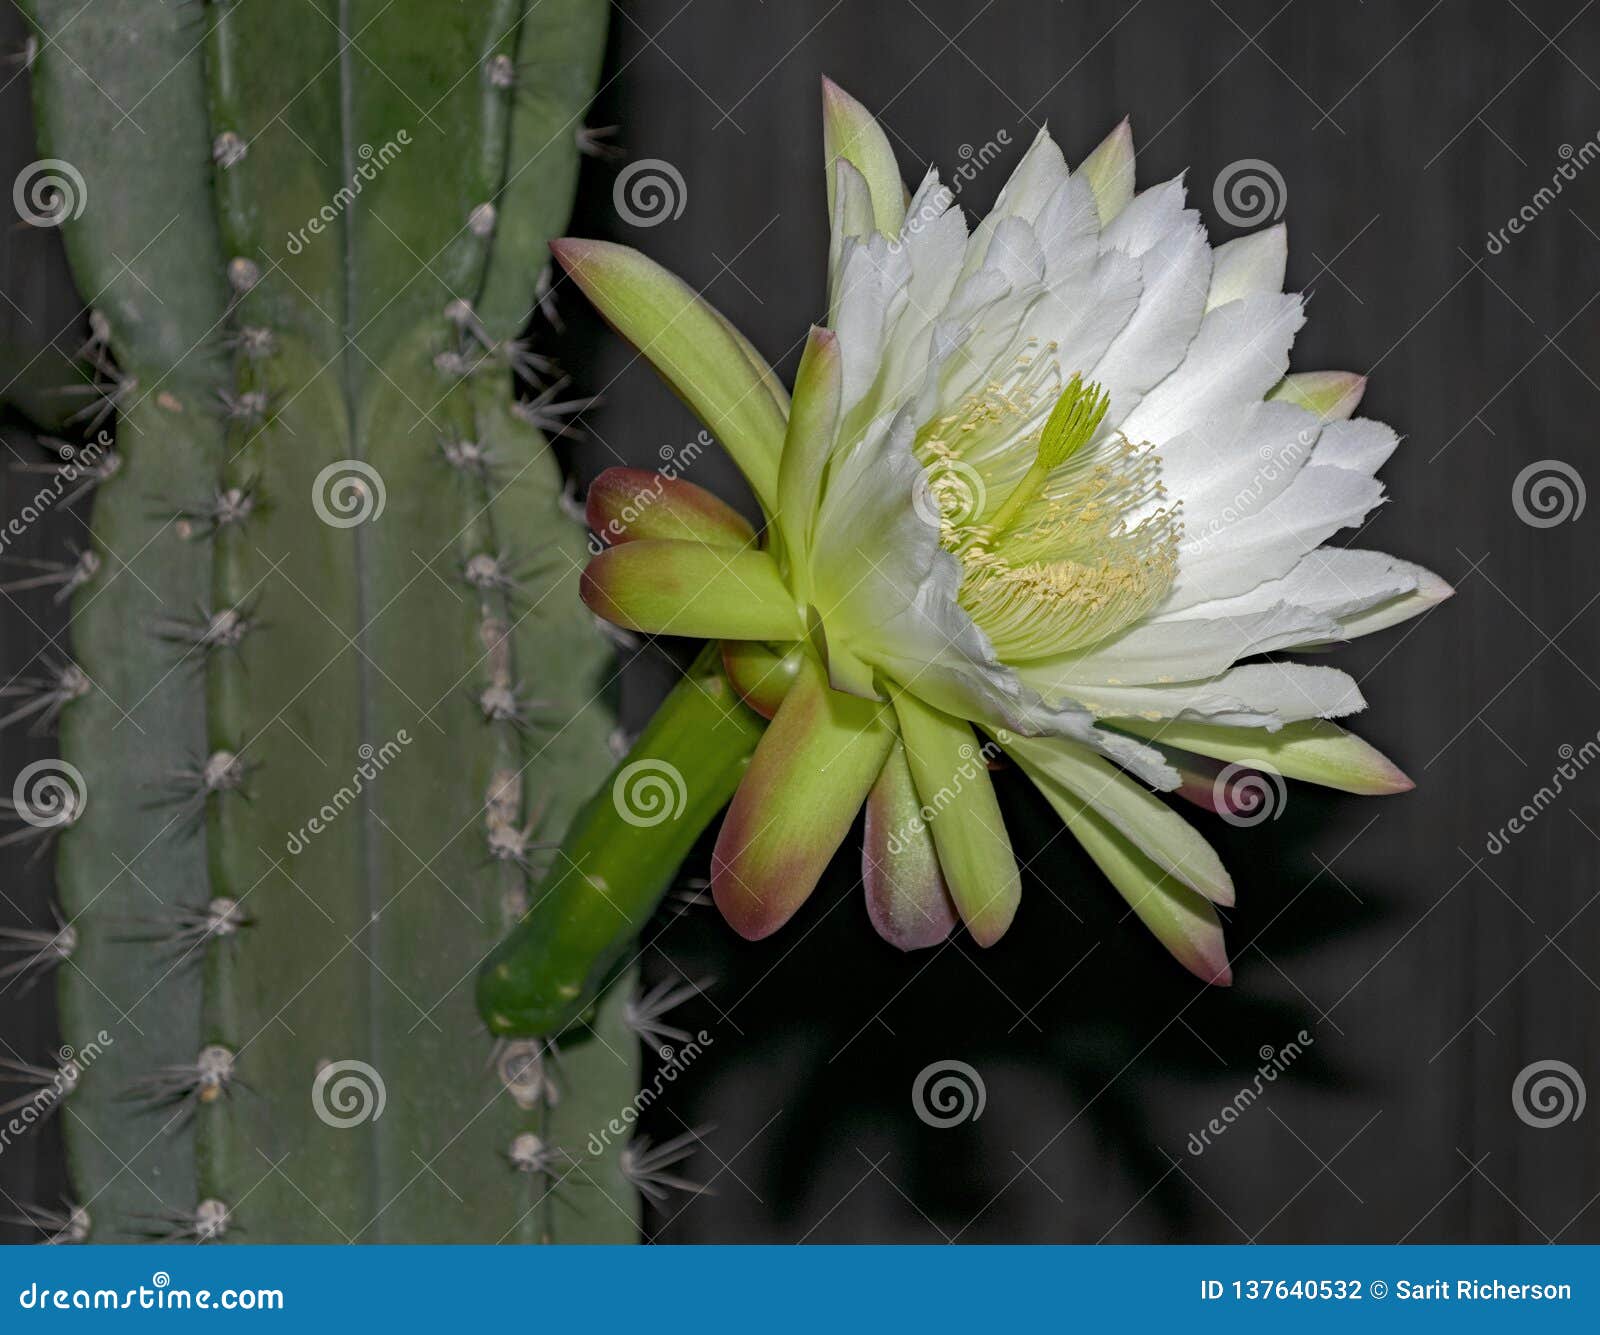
[{"left": 4, "top": 0, "right": 1599, "bottom": 1243}]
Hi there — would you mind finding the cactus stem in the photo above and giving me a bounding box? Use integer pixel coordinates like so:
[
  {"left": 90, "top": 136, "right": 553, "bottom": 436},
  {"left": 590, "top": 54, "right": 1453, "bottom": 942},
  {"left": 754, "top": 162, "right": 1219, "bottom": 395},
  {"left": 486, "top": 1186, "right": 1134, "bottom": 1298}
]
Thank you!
[
  {"left": 0, "top": 658, "right": 92, "bottom": 731},
  {"left": 467, "top": 201, "right": 497, "bottom": 238}
]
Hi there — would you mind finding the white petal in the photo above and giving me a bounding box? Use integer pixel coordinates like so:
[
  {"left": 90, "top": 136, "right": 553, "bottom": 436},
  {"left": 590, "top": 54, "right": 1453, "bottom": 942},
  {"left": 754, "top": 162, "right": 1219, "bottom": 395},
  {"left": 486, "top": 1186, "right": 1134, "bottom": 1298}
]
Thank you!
[
  {"left": 1153, "top": 399, "right": 1319, "bottom": 526},
  {"left": 1089, "top": 217, "right": 1212, "bottom": 429},
  {"left": 1176, "top": 547, "right": 1420, "bottom": 626},
  {"left": 832, "top": 231, "right": 912, "bottom": 420},
  {"left": 1118, "top": 293, "right": 1305, "bottom": 448},
  {"left": 1205, "top": 224, "right": 1287, "bottom": 310},
  {"left": 959, "top": 126, "right": 1068, "bottom": 284},
  {"left": 1169, "top": 464, "right": 1384, "bottom": 610},
  {"left": 1296, "top": 556, "right": 1454, "bottom": 643},
  {"left": 1065, "top": 662, "right": 1367, "bottom": 728},
  {"left": 1101, "top": 176, "right": 1187, "bottom": 256},
  {"left": 1311, "top": 418, "right": 1399, "bottom": 476},
  {"left": 1027, "top": 601, "right": 1341, "bottom": 687},
  {"left": 827, "top": 159, "right": 878, "bottom": 318}
]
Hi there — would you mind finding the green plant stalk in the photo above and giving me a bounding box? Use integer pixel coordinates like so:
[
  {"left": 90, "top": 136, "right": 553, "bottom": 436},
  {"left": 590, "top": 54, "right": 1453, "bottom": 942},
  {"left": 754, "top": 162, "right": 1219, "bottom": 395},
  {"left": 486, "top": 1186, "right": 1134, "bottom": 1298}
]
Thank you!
[
  {"left": 26, "top": 0, "right": 635, "bottom": 1243},
  {"left": 480, "top": 645, "right": 765, "bottom": 1038}
]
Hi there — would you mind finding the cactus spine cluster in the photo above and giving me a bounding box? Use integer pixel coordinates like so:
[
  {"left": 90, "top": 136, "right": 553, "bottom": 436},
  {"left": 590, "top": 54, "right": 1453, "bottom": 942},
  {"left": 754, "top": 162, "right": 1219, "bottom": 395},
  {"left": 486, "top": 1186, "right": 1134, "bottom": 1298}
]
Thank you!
[{"left": 15, "top": 0, "right": 648, "bottom": 1243}]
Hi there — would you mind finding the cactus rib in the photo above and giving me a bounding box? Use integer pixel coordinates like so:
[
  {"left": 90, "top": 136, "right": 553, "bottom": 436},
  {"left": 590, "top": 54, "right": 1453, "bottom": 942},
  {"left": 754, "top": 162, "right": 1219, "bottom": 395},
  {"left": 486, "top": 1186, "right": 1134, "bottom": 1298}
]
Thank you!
[{"left": 24, "top": 0, "right": 636, "bottom": 1243}]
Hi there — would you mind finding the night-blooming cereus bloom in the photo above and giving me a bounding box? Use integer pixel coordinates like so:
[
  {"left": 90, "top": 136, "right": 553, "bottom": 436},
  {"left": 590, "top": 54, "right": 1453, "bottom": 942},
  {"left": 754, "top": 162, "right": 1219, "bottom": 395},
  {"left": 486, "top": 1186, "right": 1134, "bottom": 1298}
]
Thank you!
[{"left": 560, "top": 78, "right": 1449, "bottom": 982}]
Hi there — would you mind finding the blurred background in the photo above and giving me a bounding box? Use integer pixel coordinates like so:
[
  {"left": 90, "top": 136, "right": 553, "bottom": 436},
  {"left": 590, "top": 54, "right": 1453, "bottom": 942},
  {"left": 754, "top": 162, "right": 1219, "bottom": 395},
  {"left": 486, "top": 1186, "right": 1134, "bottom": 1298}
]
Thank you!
[{"left": 4, "top": 0, "right": 1599, "bottom": 1242}]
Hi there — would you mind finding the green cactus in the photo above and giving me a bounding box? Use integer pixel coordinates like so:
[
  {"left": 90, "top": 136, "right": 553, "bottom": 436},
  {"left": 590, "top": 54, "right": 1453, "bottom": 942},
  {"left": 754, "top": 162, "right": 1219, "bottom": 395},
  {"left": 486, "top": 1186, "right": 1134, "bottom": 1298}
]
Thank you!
[{"left": 15, "top": 0, "right": 652, "bottom": 1243}]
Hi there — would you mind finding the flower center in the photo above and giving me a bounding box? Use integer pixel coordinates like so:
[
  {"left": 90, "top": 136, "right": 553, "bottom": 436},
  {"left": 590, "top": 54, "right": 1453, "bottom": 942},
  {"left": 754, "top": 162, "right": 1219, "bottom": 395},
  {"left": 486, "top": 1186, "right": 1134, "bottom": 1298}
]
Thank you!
[{"left": 915, "top": 349, "right": 1182, "bottom": 661}]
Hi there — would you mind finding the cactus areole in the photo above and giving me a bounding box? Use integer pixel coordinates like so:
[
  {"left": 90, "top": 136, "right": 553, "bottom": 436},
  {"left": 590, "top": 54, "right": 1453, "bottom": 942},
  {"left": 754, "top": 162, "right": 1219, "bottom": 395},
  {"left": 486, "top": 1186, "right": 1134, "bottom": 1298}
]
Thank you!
[{"left": 23, "top": 0, "right": 652, "bottom": 1243}]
